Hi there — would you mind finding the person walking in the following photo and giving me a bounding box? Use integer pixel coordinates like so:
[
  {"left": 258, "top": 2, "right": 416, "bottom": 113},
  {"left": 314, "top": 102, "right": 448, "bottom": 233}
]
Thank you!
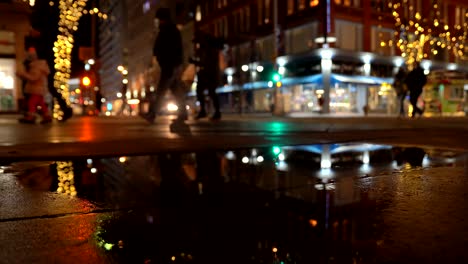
[
  {"left": 16, "top": 48, "right": 52, "bottom": 124},
  {"left": 190, "top": 32, "right": 224, "bottom": 120},
  {"left": 393, "top": 66, "right": 408, "bottom": 117},
  {"left": 140, "top": 7, "right": 187, "bottom": 124},
  {"left": 405, "top": 62, "right": 427, "bottom": 118}
]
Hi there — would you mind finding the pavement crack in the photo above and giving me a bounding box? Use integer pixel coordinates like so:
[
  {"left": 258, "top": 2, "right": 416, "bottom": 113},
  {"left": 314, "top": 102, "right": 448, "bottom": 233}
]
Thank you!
[{"left": 0, "top": 208, "right": 119, "bottom": 223}]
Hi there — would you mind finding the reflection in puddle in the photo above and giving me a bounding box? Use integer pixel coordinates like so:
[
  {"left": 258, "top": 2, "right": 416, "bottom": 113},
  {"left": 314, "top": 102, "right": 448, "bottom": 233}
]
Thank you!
[{"left": 4, "top": 143, "right": 468, "bottom": 263}]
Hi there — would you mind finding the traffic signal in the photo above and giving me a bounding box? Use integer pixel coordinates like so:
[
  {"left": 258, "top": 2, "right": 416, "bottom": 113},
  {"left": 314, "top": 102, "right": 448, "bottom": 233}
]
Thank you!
[
  {"left": 272, "top": 146, "right": 281, "bottom": 156},
  {"left": 82, "top": 76, "right": 91, "bottom": 87},
  {"left": 272, "top": 72, "right": 281, "bottom": 82}
]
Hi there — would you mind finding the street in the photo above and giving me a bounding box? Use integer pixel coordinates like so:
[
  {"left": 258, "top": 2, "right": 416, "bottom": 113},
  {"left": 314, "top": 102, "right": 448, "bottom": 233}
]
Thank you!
[{"left": 1, "top": 114, "right": 468, "bottom": 160}]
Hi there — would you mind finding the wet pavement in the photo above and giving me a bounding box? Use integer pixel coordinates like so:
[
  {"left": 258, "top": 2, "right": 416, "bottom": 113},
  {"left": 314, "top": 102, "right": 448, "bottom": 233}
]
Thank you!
[
  {"left": 2, "top": 115, "right": 468, "bottom": 160},
  {"left": 1, "top": 143, "right": 468, "bottom": 263}
]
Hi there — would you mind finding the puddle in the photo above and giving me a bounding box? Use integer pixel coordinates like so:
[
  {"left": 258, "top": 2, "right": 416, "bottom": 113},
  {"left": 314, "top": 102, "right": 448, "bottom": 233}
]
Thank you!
[{"left": 1, "top": 143, "right": 468, "bottom": 263}]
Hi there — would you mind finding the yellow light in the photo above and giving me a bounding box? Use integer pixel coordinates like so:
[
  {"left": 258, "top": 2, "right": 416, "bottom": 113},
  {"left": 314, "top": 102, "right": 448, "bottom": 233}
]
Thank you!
[
  {"left": 56, "top": 161, "right": 76, "bottom": 196},
  {"left": 82, "top": 76, "right": 91, "bottom": 86},
  {"left": 309, "top": 219, "right": 318, "bottom": 227}
]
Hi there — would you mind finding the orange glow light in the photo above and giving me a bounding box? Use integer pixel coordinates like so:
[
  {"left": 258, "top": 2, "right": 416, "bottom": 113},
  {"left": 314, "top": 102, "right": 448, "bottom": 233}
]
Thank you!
[{"left": 82, "top": 76, "right": 91, "bottom": 86}]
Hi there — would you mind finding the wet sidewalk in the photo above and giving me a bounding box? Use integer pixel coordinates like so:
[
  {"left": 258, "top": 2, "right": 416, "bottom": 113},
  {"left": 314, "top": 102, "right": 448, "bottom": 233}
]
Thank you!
[
  {"left": 1, "top": 114, "right": 468, "bottom": 161},
  {"left": 1, "top": 144, "right": 468, "bottom": 263}
]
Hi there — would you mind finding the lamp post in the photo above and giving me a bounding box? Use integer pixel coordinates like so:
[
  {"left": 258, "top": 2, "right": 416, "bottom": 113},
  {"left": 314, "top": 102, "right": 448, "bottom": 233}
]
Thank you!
[{"left": 272, "top": 0, "right": 284, "bottom": 116}]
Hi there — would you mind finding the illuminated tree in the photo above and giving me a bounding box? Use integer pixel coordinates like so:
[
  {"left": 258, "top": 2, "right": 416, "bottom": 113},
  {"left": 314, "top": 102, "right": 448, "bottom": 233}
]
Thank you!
[
  {"left": 51, "top": 0, "right": 107, "bottom": 120},
  {"left": 388, "top": 0, "right": 467, "bottom": 67}
]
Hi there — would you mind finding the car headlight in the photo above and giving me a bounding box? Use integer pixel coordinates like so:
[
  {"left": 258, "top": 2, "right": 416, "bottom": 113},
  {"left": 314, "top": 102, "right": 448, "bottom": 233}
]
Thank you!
[{"left": 167, "top": 102, "right": 178, "bottom": 112}]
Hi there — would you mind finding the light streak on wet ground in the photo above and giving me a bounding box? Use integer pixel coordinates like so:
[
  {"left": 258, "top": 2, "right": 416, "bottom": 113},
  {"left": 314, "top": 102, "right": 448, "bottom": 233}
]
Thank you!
[{"left": 1, "top": 143, "right": 468, "bottom": 263}]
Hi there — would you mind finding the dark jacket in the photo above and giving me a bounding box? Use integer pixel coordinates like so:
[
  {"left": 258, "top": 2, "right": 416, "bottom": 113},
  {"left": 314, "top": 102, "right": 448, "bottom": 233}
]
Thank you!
[
  {"left": 191, "top": 35, "right": 223, "bottom": 87},
  {"left": 393, "top": 68, "right": 407, "bottom": 96},
  {"left": 405, "top": 66, "right": 427, "bottom": 92},
  {"left": 153, "top": 22, "right": 183, "bottom": 70}
]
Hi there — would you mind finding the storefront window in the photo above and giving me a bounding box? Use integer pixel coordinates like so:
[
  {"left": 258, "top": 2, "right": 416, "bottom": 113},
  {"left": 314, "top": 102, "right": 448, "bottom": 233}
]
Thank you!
[
  {"left": 287, "top": 0, "right": 294, "bottom": 15},
  {"left": 330, "top": 85, "right": 356, "bottom": 113},
  {"left": 0, "top": 58, "right": 16, "bottom": 112},
  {"left": 368, "top": 84, "right": 394, "bottom": 114}
]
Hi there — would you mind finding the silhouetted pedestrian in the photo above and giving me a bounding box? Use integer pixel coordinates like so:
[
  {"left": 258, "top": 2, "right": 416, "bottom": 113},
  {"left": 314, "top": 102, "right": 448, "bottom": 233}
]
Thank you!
[
  {"left": 190, "top": 32, "right": 224, "bottom": 120},
  {"left": 16, "top": 48, "right": 52, "bottom": 124},
  {"left": 95, "top": 89, "right": 103, "bottom": 114},
  {"left": 405, "top": 62, "right": 427, "bottom": 118},
  {"left": 393, "top": 66, "right": 408, "bottom": 117},
  {"left": 140, "top": 7, "right": 187, "bottom": 124}
]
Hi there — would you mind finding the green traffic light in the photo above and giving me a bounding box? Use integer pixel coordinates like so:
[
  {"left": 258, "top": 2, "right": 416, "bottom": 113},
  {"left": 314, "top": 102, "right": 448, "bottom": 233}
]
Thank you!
[
  {"left": 272, "top": 146, "right": 281, "bottom": 156},
  {"left": 272, "top": 73, "right": 281, "bottom": 82}
]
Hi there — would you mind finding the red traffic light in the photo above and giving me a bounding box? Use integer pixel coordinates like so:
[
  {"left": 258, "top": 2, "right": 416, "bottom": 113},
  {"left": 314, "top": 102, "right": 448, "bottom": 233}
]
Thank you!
[{"left": 82, "top": 76, "right": 91, "bottom": 87}]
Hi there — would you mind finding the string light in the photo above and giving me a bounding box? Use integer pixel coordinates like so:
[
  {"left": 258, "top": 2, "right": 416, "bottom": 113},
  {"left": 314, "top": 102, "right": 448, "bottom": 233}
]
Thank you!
[
  {"left": 22, "top": 0, "right": 35, "bottom": 6},
  {"left": 52, "top": 0, "right": 107, "bottom": 120},
  {"left": 56, "top": 161, "right": 77, "bottom": 196},
  {"left": 386, "top": 0, "right": 467, "bottom": 67}
]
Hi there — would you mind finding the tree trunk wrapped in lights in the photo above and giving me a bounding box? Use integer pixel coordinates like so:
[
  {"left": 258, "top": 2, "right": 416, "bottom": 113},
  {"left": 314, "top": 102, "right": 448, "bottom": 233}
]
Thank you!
[
  {"left": 52, "top": 0, "right": 107, "bottom": 119},
  {"left": 52, "top": 0, "right": 88, "bottom": 119},
  {"left": 389, "top": 0, "right": 467, "bottom": 67}
]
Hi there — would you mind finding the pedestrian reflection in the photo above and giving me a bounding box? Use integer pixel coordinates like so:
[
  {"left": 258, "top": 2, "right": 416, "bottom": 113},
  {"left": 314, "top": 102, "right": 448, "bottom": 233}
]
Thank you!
[
  {"left": 8, "top": 161, "right": 53, "bottom": 191},
  {"left": 393, "top": 147, "right": 426, "bottom": 167},
  {"left": 6, "top": 143, "right": 468, "bottom": 263}
]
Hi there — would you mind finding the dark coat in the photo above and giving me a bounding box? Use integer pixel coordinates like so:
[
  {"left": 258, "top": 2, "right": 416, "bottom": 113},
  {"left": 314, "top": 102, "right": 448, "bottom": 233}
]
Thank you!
[
  {"left": 153, "top": 22, "right": 183, "bottom": 70},
  {"left": 393, "top": 68, "right": 407, "bottom": 96},
  {"left": 405, "top": 66, "right": 427, "bottom": 92},
  {"left": 191, "top": 35, "right": 223, "bottom": 88}
]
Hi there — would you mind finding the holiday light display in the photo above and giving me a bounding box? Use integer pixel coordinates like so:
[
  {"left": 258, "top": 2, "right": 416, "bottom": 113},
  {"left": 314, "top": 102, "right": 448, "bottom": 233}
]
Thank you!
[
  {"left": 387, "top": 0, "right": 467, "bottom": 66},
  {"left": 51, "top": 0, "right": 107, "bottom": 120},
  {"left": 56, "top": 161, "right": 77, "bottom": 196}
]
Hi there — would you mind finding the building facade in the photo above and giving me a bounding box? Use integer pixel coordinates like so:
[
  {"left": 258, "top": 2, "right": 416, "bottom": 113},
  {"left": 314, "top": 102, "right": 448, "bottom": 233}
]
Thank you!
[
  {"left": 0, "top": 0, "right": 31, "bottom": 113},
  {"left": 98, "top": 0, "right": 127, "bottom": 102},
  {"left": 194, "top": 0, "right": 468, "bottom": 116}
]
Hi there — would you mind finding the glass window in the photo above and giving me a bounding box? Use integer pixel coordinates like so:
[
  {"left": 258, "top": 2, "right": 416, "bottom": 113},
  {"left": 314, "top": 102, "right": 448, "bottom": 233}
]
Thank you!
[
  {"left": 0, "top": 58, "right": 16, "bottom": 112},
  {"left": 371, "top": 26, "right": 394, "bottom": 56},
  {"left": 288, "top": 0, "right": 294, "bottom": 15},
  {"left": 258, "top": 0, "right": 263, "bottom": 25},
  {"left": 264, "top": 0, "right": 271, "bottom": 24},
  {"left": 256, "top": 36, "right": 275, "bottom": 61},
  {"left": 335, "top": 20, "right": 363, "bottom": 51},
  {"left": 233, "top": 12, "right": 238, "bottom": 33},
  {"left": 298, "top": 0, "right": 306, "bottom": 10},
  {"left": 223, "top": 17, "right": 229, "bottom": 38},
  {"left": 309, "top": 0, "right": 319, "bottom": 7},
  {"left": 195, "top": 5, "right": 202, "bottom": 21},
  {"left": 285, "top": 22, "right": 319, "bottom": 54},
  {"left": 245, "top": 7, "right": 251, "bottom": 32},
  {"left": 239, "top": 9, "right": 246, "bottom": 32}
]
